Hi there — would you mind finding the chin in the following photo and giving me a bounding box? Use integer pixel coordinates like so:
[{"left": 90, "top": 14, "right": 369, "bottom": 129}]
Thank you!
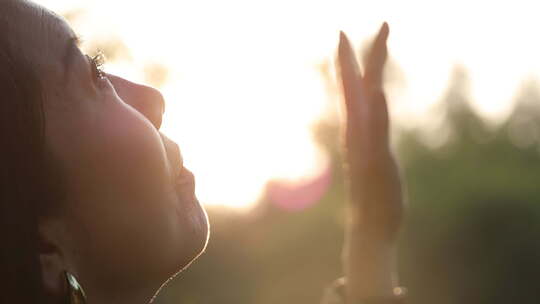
[
  {"left": 177, "top": 198, "right": 210, "bottom": 270},
  {"left": 155, "top": 200, "right": 209, "bottom": 298},
  {"left": 188, "top": 200, "right": 210, "bottom": 261},
  {"left": 152, "top": 207, "right": 209, "bottom": 301}
]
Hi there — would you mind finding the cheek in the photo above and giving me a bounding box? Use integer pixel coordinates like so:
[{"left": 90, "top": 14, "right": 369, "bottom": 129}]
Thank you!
[
  {"left": 51, "top": 97, "right": 208, "bottom": 291},
  {"left": 60, "top": 104, "right": 183, "bottom": 288},
  {"left": 71, "top": 102, "right": 171, "bottom": 204}
]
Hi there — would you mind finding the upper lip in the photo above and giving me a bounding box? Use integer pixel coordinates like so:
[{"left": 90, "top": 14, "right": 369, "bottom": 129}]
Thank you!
[
  {"left": 159, "top": 134, "right": 182, "bottom": 172},
  {"left": 170, "top": 148, "right": 195, "bottom": 192},
  {"left": 159, "top": 133, "right": 196, "bottom": 197},
  {"left": 175, "top": 169, "right": 196, "bottom": 203},
  {"left": 168, "top": 144, "right": 190, "bottom": 183}
]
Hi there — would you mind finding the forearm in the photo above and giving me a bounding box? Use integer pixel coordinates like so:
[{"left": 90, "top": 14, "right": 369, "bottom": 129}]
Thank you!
[{"left": 343, "top": 219, "right": 399, "bottom": 302}]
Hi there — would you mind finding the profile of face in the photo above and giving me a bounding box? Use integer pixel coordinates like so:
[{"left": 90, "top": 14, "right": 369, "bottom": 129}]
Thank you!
[{"left": 3, "top": 1, "right": 209, "bottom": 303}]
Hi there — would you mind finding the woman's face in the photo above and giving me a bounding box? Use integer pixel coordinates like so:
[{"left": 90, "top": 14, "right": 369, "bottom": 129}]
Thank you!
[{"left": 6, "top": 1, "right": 209, "bottom": 302}]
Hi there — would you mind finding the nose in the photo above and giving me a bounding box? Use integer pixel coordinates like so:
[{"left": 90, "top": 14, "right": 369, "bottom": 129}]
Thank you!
[{"left": 106, "top": 74, "right": 165, "bottom": 129}]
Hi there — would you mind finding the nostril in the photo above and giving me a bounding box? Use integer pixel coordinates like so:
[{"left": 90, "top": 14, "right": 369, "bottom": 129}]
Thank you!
[
  {"left": 137, "top": 86, "right": 165, "bottom": 129},
  {"left": 125, "top": 86, "right": 164, "bottom": 130},
  {"left": 147, "top": 87, "right": 165, "bottom": 129},
  {"left": 147, "top": 86, "right": 166, "bottom": 119},
  {"left": 108, "top": 74, "right": 166, "bottom": 130}
]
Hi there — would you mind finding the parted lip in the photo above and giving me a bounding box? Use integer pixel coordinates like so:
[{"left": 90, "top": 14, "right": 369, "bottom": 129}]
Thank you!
[
  {"left": 175, "top": 167, "right": 195, "bottom": 190},
  {"left": 160, "top": 133, "right": 197, "bottom": 199},
  {"left": 175, "top": 168, "right": 197, "bottom": 203},
  {"left": 169, "top": 143, "right": 196, "bottom": 199}
]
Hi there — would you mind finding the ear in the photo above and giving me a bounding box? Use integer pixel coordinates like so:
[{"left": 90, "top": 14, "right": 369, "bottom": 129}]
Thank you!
[{"left": 38, "top": 218, "right": 68, "bottom": 297}]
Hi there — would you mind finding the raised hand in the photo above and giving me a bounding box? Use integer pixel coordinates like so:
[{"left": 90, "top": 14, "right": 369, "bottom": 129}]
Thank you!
[
  {"left": 338, "top": 22, "right": 403, "bottom": 245},
  {"left": 337, "top": 23, "right": 405, "bottom": 301}
]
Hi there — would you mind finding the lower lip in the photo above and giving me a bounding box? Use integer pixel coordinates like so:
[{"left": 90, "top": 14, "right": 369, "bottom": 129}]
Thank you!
[{"left": 175, "top": 174, "right": 196, "bottom": 199}]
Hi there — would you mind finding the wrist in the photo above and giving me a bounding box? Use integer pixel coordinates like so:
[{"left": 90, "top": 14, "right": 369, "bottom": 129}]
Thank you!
[
  {"left": 344, "top": 259, "right": 398, "bottom": 299},
  {"left": 344, "top": 229, "right": 399, "bottom": 299},
  {"left": 323, "top": 277, "right": 407, "bottom": 304}
]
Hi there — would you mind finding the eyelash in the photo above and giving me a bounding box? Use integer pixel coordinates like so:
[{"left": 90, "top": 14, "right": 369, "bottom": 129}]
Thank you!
[{"left": 89, "top": 51, "right": 106, "bottom": 81}]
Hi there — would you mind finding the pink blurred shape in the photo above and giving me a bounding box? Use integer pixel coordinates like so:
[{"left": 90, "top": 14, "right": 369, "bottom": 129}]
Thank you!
[{"left": 267, "top": 163, "right": 332, "bottom": 211}]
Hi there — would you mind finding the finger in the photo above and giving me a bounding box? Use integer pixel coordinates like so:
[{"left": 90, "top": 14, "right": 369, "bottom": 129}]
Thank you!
[
  {"left": 337, "top": 31, "right": 363, "bottom": 119},
  {"left": 363, "top": 22, "right": 389, "bottom": 88}
]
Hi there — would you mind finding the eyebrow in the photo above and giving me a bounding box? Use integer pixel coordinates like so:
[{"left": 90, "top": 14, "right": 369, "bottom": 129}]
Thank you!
[{"left": 62, "top": 35, "right": 82, "bottom": 82}]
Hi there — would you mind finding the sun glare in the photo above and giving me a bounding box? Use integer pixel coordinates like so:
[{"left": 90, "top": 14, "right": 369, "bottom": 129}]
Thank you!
[{"left": 39, "top": 0, "right": 540, "bottom": 208}]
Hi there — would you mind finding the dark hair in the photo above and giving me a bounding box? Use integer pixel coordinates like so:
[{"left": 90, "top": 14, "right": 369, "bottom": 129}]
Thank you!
[{"left": 0, "top": 29, "right": 65, "bottom": 303}]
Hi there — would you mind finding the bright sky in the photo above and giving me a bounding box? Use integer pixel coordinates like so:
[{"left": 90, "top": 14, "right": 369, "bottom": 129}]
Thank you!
[{"left": 38, "top": 0, "right": 540, "bottom": 209}]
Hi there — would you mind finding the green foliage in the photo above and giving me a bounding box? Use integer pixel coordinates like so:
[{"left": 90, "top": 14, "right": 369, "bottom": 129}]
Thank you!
[{"left": 399, "top": 69, "right": 540, "bottom": 304}]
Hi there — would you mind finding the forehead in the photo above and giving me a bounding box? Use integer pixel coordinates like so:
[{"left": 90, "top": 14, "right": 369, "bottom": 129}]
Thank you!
[{"left": 1, "top": 0, "right": 76, "bottom": 76}]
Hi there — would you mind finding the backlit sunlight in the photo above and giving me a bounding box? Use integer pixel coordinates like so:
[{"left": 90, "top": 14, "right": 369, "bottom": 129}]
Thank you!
[{"left": 39, "top": 0, "right": 540, "bottom": 209}]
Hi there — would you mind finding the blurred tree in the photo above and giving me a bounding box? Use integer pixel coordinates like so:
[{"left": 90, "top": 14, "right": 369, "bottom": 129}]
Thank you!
[
  {"left": 399, "top": 68, "right": 540, "bottom": 304},
  {"left": 62, "top": 10, "right": 131, "bottom": 61},
  {"left": 62, "top": 9, "right": 170, "bottom": 89},
  {"left": 144, "top": 62, "right": 170, "bottom": 88}
]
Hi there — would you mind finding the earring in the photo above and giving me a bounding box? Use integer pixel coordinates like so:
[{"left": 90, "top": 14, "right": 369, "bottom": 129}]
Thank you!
[{"left": 65, "top": 271, "right": 87, "bottom": 304}]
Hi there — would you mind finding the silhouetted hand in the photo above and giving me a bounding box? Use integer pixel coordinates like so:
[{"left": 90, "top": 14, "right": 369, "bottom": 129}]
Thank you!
[
  {"left": 337, "top": 23, "right": 404, "bottom": 300},
  {"left": 338, "top": 22, "right": 403, "bottom": 244}
]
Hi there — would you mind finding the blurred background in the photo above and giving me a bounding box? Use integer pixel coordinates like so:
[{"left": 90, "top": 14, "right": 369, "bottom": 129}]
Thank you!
[{"left": 38, "top": 0, "right": 540, "bottom": 303}]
